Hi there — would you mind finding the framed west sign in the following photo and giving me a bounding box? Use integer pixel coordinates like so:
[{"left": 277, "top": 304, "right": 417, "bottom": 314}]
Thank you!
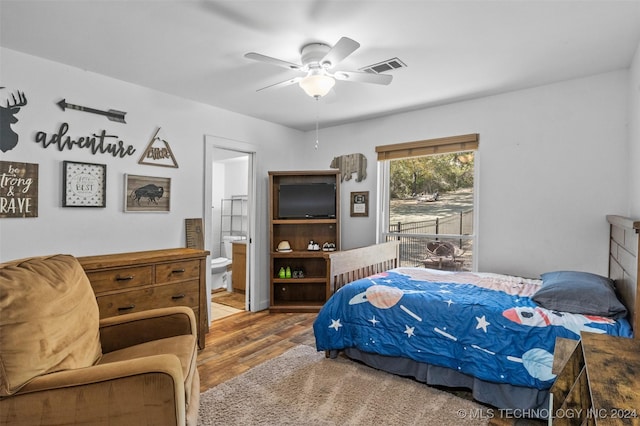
[
  {"left": 62, "top": 160, "right": 106, "bottom": 207},
  {"left": 0, "top": 161, "right": 39, "bottom": 218}
]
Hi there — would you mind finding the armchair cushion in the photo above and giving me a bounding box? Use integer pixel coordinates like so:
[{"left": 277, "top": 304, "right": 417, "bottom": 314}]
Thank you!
[
  {"left": 99, "top": 334, "right": 198, "bottom": 407},
  {"left": 0, "top": 255, "right": 102, "bottom": 396}
]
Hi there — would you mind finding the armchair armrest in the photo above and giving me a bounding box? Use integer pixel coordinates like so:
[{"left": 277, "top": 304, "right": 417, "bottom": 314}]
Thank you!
[
  {"left": 99, "top": 306, "right": 197, "bottom": 353},
  {"left": 1, "top": 355, "right": 186, "bottom": 426}
]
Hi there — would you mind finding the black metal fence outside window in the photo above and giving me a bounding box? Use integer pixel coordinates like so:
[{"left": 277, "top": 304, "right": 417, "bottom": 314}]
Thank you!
[{"left": 386, "top": 210, "right": 473, "bottom": 271}]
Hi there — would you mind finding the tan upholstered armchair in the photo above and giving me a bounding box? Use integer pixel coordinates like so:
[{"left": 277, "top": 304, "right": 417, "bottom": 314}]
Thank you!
[{"left": 0, "top": 254, "right": 200, "bottom": 426}]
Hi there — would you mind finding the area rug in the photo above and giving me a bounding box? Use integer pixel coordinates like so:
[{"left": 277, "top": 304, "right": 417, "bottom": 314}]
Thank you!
[{"left": 198, "top": 345, "right": 490, "bottom": 425}]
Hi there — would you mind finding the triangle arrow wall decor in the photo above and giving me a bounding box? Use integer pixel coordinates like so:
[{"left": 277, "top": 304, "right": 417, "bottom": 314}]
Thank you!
[{"left": 138, "top": 127, "right": 179, "bottom": 168}]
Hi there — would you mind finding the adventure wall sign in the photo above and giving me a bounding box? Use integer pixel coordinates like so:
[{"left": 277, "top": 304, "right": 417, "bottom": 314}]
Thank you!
[
  {"left": 0, "top": 161, "right": 38, "bottom": 218},
  {"left": 35, "top": 122, "right": 136, "bottom": 158}
]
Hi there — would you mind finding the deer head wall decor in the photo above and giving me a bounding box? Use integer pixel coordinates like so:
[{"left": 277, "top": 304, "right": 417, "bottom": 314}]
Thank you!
[{"left": 0, "top": 88, "right": 28, "bottom": 153}]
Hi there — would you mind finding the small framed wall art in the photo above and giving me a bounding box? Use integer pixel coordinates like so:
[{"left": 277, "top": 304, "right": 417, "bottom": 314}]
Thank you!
[
  {"left": 0, "top": 161, "right": 39, "bottom": 218},
  {"left": 350, "top": 191, "right": 369, "bottom": 217},
  {"left": 124, "top": 174, "right": 171, "bottom": 213},
  {"left": 62, "top": 161, "right": 106, "bottom": 207}
]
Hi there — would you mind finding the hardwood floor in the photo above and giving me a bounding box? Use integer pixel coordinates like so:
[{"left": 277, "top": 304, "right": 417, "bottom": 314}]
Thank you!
[{"left": 197, "top": 311, "right": 317, "bottom": 391}]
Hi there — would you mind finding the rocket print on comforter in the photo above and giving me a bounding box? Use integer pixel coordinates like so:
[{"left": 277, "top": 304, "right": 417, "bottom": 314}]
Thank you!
[{"left": 313, "top": 267, "right": 633, "bottom": 390}]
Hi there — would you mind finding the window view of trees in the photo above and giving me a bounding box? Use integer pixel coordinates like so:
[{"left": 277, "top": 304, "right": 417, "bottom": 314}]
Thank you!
[
  {"left": 386, "top": 151, "right": 475, "bottom": 270},
  {"left": 389, "top": 152, "right": 474, "bottom": 199}
]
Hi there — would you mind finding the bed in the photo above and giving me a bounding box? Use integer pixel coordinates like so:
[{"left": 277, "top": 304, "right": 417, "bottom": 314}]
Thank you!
[{"left": 313, "top": 215, "right": 639, "bottom": 415}]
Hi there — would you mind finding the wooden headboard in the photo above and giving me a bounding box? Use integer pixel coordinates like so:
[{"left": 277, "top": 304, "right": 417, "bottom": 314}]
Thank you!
[{"left": 607, "top": 215, "right": 640, "bottom": 337}]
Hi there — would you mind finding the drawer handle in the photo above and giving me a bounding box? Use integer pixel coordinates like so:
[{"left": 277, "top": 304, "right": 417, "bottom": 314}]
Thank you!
[
  {"left": 118, "top": 304, "right": 135, "bottom": 311},
  {"left": 171, "top": 269, "right": 186, "bottom": 274},
  {"left": 115, "top": 275, "right": 134, "bottom": 281},
  {"left": 172, "top": 294, "right": 186, "bottom": 300}
]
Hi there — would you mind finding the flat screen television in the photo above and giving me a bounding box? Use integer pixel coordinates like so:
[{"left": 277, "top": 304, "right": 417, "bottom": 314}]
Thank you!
[{"left": 278, "top": 183, "right": 336, "bottom": 219}]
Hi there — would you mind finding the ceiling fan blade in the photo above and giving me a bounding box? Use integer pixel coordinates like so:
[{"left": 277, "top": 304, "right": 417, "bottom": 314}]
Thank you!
[
  {"left": 256, "top": 76, "right": 303, "bottom": 92},
  {"left": 245, "top": 52, "right": 303, "bottom": 71},
  {"left": 321, "top": 37, "right": 360, "bottom": 68},
  {"left": 334, "top": 71, "right": 393, "bottom": 85}
]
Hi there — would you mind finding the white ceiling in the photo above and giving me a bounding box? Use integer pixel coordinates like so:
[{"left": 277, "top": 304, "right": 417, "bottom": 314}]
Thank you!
[{"left": 2, "top": 0, "right": 640, "bottom": 131}]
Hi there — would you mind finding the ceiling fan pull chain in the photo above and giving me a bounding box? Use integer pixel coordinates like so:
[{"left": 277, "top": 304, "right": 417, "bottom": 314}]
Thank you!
[{"left": 315, "top": 97, "right": 320, "bottom": 150}]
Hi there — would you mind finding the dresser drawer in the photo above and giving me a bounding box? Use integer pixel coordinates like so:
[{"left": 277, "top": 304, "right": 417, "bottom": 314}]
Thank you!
[
  {"left": 155, "top": 260, "right": 200, "bottom": 284},
  {"left": 78, "top": 248, "right": 209, "bottom": 349},
  {"left": 86, "top": 266, "right": 153, "bottom": 294},
  {"left": 96, "top": 281, "right": 199, "bottom": 318}
]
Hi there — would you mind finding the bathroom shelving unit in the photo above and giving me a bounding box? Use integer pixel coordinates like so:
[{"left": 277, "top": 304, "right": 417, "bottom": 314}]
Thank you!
[{"left": 219, "top": 196, "right": 247, "bottom": 253}]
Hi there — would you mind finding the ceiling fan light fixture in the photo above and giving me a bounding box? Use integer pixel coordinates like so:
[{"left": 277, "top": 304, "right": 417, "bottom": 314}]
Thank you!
[{"left": 299, "top": 73, "right": 335, "bottom": 98}]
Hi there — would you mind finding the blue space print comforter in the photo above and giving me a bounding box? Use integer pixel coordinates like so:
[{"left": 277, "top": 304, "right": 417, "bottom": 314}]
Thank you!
[{"left": 313, "top": 268, "right": 633, "bottom": 390}]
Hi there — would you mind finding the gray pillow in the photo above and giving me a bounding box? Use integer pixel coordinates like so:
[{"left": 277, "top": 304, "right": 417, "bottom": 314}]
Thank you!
[{"left": 532, "top": 271, "right": 628, "bottom": 319}]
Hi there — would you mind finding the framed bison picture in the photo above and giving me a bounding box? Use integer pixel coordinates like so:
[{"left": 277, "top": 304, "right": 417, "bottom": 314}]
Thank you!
[
  {"left": 124, "top": 174, "right": 170, "bottom": 213},
  {"left": 63, "top": 161, "right": 106, "bottom": 207}
]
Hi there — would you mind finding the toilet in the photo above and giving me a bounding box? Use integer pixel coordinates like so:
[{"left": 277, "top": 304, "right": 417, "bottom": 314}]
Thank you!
[
  {"left": 211, "top": 256, "right": 232, "bottom": 290},
  {"left": 211, "top": 235, "right": 246, "bottom": 291}
]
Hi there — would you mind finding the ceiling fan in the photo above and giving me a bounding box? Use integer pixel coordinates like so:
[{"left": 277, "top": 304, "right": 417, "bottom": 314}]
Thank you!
[{"left": 245, "top": 37, "right": 393, "bottom": 98}]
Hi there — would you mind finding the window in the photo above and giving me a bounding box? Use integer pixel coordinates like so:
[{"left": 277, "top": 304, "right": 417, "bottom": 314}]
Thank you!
[{"left": 376, "top": 134, "right": 478, "bottom": 271}]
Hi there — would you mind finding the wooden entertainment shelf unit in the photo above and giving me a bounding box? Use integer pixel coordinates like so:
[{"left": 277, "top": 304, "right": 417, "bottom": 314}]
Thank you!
[{"left": 269, "top": 170, "right": 340, "bottom": 312}]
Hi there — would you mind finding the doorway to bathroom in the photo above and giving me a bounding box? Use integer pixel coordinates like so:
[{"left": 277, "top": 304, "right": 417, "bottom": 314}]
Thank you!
[
  {"left": 204, "top": 137, "right": 256, "bottom": 324},
  {"left": 211, "top": 155, "right": 247, "bottom": 319}
]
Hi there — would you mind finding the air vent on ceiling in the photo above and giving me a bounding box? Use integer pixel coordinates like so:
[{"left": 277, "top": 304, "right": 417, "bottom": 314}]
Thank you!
[{"left": 360, "top": 57, "right": 406, "bottom": 74}]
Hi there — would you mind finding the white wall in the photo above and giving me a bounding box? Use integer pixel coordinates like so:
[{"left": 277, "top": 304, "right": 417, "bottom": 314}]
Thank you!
[
  {"left": 211, "top": 162, "right": 225, "bottom": 258},
  {"left": 629, "top": 41, "right": 640, "bottom": 217},
  {"left": 224, "top": 157, "right": 249, "bottom": 198},
  {"left": 0, "top": 48, "right": 302, "bottom": 265},
  {"left": 1, "top": 46, "right": 635, "bottom": 297},
  {"left": 293, "top": 71, "right": 630, "bottom": 278}
]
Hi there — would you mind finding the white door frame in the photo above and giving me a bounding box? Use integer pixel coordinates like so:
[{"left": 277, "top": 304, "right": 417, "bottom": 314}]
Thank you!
[{"left": 204, "top": 136, "right": 258, "bottom": 323}]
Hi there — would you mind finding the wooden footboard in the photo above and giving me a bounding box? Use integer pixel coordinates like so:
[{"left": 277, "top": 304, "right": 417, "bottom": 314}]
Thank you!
[
  {"left": 607, "top": 215, "right": 640, "bottom": 337},
  {"left": 325, "top": 240, "right": 400, "bottom": 295}
]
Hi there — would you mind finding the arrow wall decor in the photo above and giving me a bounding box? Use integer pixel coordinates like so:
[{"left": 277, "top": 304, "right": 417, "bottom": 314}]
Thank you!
[{"left": 57, "top": 99, "right": 127, "bottom": 123}]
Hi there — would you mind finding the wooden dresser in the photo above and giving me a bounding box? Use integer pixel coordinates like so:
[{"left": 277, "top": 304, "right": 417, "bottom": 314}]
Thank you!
[
  {"left": 550, "top": 332, "right": 640, "bottom": 425},
  {"left": 77, "top": 248, "right": 210, "bottom": 349}
]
